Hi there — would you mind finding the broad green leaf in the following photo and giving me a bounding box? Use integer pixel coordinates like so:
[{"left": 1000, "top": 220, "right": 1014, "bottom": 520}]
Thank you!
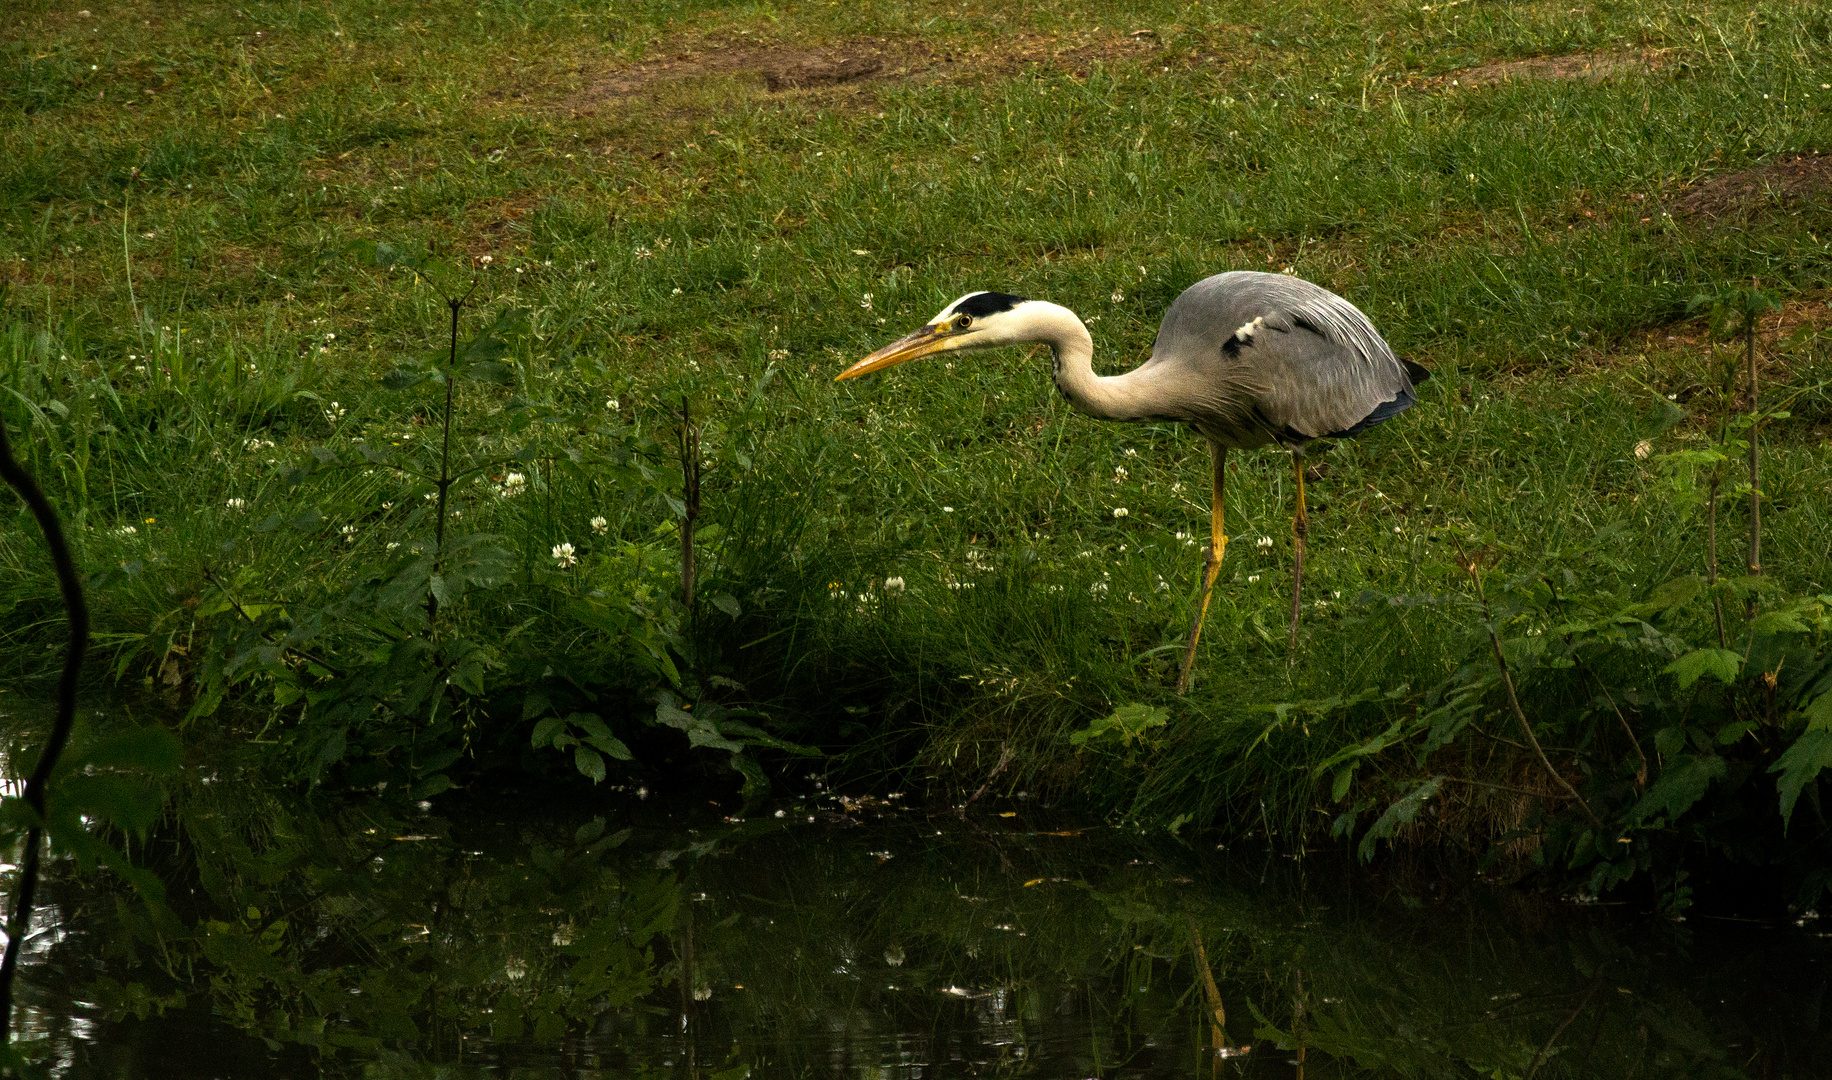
[
  {"left": 412, "top": 774, "right": 454, "bottom": 799},
  {"left": 1630, "top": 754, "right": 1727, "bottom": 825},
  {"left": 575, "top": 746, "right": 607, "bottom": 783},
  {"left": 464, "top": 360, "right": 516, "bottom": 385},
  {"left": 1805, "top": 690, "right": 1832, "bottom": 731},
  {"left": 530, "top": 716, "right": 566, "bottom": 748},
  {"left": 1665, "top": 648, "right": 1742, "bottom": 690},
  {"left": 586, "top": 734, "right": 634, "bottom": 762},
  {"left": 1069, "top": 703, "right": 1170, "bottom": 748},
  {"left": 1773, "top": 729, "right": 1832, "bottom": 829},
  {"left": 1358, "top": 777, "right": 1443, "bottom": 862},
  {"left": 381, "top": 368, "right": 436, "bottom": 391},
  {"left": 1330, "top": 765, "right": 1356, "bottom": 803}
]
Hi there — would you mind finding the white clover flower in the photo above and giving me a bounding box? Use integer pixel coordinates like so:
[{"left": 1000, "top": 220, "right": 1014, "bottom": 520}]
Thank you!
[
  {"left": 590, "top": 515, "right": 609, "bottom": 535},
  {"left": 1113, "top": 507, "right": 1129, "bottom": 518},
  {"left": 479, "top": 254, "right": 494, "bottom": 266},
  {"left": 883, "top": 576, "right": 906, "bottom": 595},
  {"left": 503, "top": 958, "right": 525, "bottom": 980},
  {"left": 1123, "top": 447, "right": 1138, "bottom": 456},
  {"left": 500, "top": 472, "right": 527, "bottom": 497},
  {"left": 386, "top": 542, "right": 400, "bottom": 551},
  {"left": 341, "top": 524, "right": 358, "bottom": 542},
  {"left": 633, "top": 246, "right": 653, "bottom": 259},
  {"left": 942, "top": 506, "right": 954, "bottom": 513},
  {"left": 606, "top": 397, "right": 620, "bottom": 411},
  {"left": 323, "top": 401, "right": 346, "bottom": 423},
  {"left": 552, "top": 542, "right": 577, "bottom": 568},
  {"left": 860, "top": 293, "right": 874, "bottom": 310},
  {"left": 1110, "top": 289, "right": 1125, "bottom": 303},
  {"left": 1090, "top": 580, "right": 1109, "bottom": 597},
  {"left": 1256, "top": 536, "right": 1273, "bottom": 548},
  {"left": 324, "top": 332, "right": 336, "bottom": 342},
  {"left": 768, "top": 348, "right": 789, "bottom": 360},
  {"left": 1633, "top": 440, "right": 1652, "bottom": 460},
  {"left": 672, "top": 287, "right": 682, "bottom": 294},
  {"left": 112, "top": 525, "right": 138, "bottom": 538},
  {"left": 225, "top": 498, "right": 246, "bottom": 511},
  {"left": 1247, "top": 574, "right": 1261, "bottom": 583},
  {"left": 1113, "top": 465, "right": 1128, "bottom": 480}
]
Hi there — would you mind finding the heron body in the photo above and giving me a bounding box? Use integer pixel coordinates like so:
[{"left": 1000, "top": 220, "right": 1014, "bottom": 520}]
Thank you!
[{"left": 838, "top": 271, "right": 1427, "bottom": 690}]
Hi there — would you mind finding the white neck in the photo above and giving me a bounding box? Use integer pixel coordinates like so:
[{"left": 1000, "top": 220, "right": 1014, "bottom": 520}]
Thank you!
[{"left": 1004, "top": 301, "right": 1163, "bottom": 422}]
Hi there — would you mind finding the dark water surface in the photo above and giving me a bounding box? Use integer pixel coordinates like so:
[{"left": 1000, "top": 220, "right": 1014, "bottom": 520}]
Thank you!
[{"left": 11, "top": 785, "right": 1832, "bottom": 1079}]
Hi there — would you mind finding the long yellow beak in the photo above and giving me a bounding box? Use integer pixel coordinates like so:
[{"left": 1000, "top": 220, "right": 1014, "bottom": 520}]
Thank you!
[{"left": 835, "top": 324, "right": 952, "bottom": 381}]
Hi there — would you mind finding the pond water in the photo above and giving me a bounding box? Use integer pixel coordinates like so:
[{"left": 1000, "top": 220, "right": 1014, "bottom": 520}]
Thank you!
[{"left": 9, "top": 781, "right": 1832, "bottom": 1079}]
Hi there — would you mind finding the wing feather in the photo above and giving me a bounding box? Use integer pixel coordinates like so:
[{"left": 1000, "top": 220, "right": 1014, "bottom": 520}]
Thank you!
[{"left": 1148, "top": 271, "right": 1416, "bottom": 446}]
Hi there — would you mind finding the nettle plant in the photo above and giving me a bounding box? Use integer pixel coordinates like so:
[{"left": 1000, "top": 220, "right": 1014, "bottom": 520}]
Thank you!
[
  {"left": 1311, "top": 286, "right": 1832, "bottom": 908},
  {"left": 184, "top": 242, "right": 795, "bottom": 797}
]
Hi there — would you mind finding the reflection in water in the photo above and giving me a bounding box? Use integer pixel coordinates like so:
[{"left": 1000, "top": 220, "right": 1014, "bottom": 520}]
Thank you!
[{"left": 10, "top": 781, "right": 1832, "bottom": 1078}]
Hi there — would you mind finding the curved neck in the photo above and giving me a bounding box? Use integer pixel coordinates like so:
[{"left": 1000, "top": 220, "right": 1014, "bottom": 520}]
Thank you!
[{"left": 1021, "top": 303, "right": 1149, "bottom": 422}]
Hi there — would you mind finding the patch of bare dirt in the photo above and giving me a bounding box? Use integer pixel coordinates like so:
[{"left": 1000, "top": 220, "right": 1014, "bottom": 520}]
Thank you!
[
  {"left": 564, "top": 39, "right": 921, "bottom": 111},
  {"left": 1445, "top": 50, "right": 1655, "bottom": 88},
  {"left": 1649, "top": 290, "right": 1832, "bottom": 352},
  {"left": 1673, "top": 153, "right": 1832, "bottom": 220},
  {"left": 560, "top": 30, "right": 1225, "bottom": 115}
]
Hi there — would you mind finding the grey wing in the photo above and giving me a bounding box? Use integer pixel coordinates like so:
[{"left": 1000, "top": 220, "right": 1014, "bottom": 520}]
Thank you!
[{"left": 1150, "top": 271, "right": 1415, "bottom": 443}]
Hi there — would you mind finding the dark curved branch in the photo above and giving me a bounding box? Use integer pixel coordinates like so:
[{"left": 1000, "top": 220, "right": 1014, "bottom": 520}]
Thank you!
[{"left": 0, "top": 411, "right": 89, "bottom": 1046}]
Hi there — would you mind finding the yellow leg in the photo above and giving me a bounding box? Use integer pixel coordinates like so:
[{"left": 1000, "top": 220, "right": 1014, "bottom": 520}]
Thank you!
[
  {"left": 1176, "top": 444, "right": 1227, "bottom": 695},
  {"left": 1288, "top": 448, "right": 1309, "bottom": 660}
]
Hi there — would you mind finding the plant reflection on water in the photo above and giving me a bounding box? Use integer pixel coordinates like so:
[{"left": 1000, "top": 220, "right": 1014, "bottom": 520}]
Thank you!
[{"left": 13, "top": 779, "right": 1832, "bottom": 1078}]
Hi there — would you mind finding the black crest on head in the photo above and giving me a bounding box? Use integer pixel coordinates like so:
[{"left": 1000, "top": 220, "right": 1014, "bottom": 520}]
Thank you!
[{"left": 953, "top": 292, "right": 1027, "bottom": 318}]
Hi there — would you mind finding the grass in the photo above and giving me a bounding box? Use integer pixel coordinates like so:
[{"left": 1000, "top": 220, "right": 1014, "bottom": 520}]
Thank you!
[{"left": 4, "top": 0, "right": 1832, "bottom": 890}]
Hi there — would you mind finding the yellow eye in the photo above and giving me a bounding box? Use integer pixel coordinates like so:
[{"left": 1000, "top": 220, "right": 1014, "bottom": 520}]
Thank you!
[{"left": 955, "top": 314, "right": 972, "bottom": 330}]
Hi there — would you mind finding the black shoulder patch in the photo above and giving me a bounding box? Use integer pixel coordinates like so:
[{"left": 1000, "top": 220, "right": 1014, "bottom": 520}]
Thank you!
[
  {"left": 1401, "top": 358, "right": 1431, "bottom": 385},
  {"left": 1291, "top": 314, "right": 1326, "bottom": 338},
  {"left": 954, "top": 292, "right": 1027, "bottom": 318}
]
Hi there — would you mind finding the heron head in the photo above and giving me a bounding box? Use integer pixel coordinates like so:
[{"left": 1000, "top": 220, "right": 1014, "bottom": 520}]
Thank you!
[{"left": 835, "top": 291, "right": 1030, "bottom": 381}]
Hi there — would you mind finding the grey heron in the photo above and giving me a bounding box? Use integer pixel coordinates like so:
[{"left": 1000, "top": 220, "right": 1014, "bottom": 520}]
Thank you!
[{"left": 837, "top": 271, "right": 1428, "bottom": 692}]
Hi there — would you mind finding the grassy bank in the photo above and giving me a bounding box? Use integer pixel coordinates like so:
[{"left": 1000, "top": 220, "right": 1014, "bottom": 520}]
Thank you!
[{"left": 4, "top": 0, "right": 1832, "bottom": 904}]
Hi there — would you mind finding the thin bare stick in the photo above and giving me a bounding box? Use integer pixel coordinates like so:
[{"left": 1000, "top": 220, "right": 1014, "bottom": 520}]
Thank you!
[
  {"left": 0, "top": 411, "right": 90, "bottom": 1045},
  {"left": 679, "top": 396, "right": 699, "bottom": 609},
  {"left": 1187, "top": 915, "right": 1229, "bottom": 1050},
  {"left": 958, "top": 742, "right": 1013, "bottom": 815},
  {"left": 1462, "top": 554, "right": 1600, "bottom": 825},
  {"left": 1707, "top": 471, "right": 1726, "bottom": 648},
  {"left": 1525, "top": 978, "right": 1604, "bottom": 1080},
  {"left": 1744, "top": 291, "right": 1761, "bottom": 618}
]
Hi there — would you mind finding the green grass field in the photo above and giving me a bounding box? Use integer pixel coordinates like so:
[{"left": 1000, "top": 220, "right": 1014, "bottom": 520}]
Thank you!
[{"left": 4, "top": 0, "right": 1832, "bottom": 895}]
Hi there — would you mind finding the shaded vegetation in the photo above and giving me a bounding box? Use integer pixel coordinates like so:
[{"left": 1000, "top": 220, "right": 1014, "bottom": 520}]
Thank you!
[{"left": 3, "top": 0, "right": 1832, "bottom": 939}]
